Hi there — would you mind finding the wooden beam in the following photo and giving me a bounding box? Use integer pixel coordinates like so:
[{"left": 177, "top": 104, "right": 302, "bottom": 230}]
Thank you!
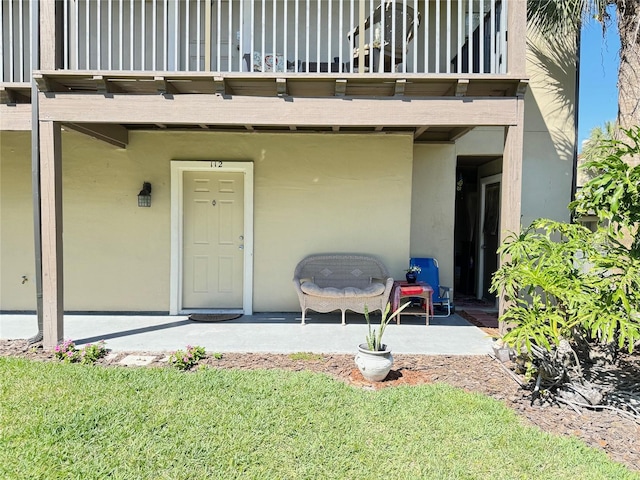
[
  {"left": 335, "top": 79, "right": 347, "bottom": 96},
  {"left": 213, "top": 76, "right": 225, "bottom": 95},
  {"left": 413, "top": 126, "right": 429, "bottom": 139},
  {"left": 63, "top": 123, "right": 129, "bottom": 148},
  {"left": 154, "top": 76, "right": 179, "bottom": 95},
  {"left": 276, "top": 78, "right": 287, "bottom": 96},
  {"left": 516, "top": 80, "right": 529, "bottom": 97},
  {"left": 33, "top": 74, "right": 68, "bottom": 93},
  {"left": 448, "top": 127, "right": 473, "bottom": 141},
  {"left": 455, "top": 79, "right": 469, "bottom": 97},
  {"left": 93, "top": 75, "right": 125, "bottom": 94},
  {"left": 394, "top": 79, "right": 407, "bottom": 96},
  {"left": 0, "top": 104, "right": 32, "bottom": 130},
  {"left": 0, "top": 87, "right": 16, "bottom": 104},
  {"left": 39, "top": 94, "right": 521, "bottom": 127},
  {"left": 39, "top": 121, "right": 64, "bottom": 349}
]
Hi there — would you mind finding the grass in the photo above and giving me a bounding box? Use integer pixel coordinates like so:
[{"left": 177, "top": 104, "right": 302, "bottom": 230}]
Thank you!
[
  {"left": 288, "top": 352, "right": 325, "bottom": 361},
  {"left": 1, "top": 358, "right": 637, "bottom": 480}
]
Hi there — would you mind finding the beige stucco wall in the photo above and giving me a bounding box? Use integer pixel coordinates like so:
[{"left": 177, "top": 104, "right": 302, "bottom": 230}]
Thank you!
[
  {"left": 0, "top": 132, "right": 35, "bottom": 310},
  {"left": 0, "top": 130, "right": 413, "bottom": 312},
  {"left": 522, "top": 28, "right": 576, "bottom": 226},
  {"left": 410, "top": 143, "right": 456, "bottom": 290},
  {"left": 453, "top": 27, "right": 577, "bottom": 231}
]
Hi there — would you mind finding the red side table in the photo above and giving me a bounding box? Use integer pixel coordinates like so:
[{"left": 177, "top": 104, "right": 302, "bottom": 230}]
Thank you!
[{"left": 391, "top": 281, "right": 434, "bottom": 325}]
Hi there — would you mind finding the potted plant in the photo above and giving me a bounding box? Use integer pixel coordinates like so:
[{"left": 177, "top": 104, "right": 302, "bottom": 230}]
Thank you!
[
  {"left": 405, "top": 265, "right": 421, "bottom": 283},
  {"left": 355, "top": 301, "right": 410, "bottom": 381}
]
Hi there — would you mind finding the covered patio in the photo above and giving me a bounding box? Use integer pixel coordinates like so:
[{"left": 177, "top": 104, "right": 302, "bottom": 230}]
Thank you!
[{"left": 1, "top": 311, "right": 493, "bottom": 355}]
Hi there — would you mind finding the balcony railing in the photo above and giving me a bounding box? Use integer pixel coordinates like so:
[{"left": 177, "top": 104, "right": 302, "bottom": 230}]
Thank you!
[
  {"left": 0, "top": 0, "right": 32, "bottom": 82},
  {"left": 1, "top": 0, "right": 507, "bottom": 82}
]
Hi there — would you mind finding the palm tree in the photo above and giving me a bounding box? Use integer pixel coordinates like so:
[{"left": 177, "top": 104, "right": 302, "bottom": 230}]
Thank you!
[
  {"left": 527, "top": 0, "right": 639, "bottom": 133},
  {"left": 577, "top": 120, "right": 617, "bottom": 185}
]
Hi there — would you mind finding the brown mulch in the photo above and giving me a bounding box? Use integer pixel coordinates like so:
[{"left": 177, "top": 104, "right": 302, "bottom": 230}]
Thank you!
[{"left": 1, "top": 339, "right": 639, "bottom": 473}]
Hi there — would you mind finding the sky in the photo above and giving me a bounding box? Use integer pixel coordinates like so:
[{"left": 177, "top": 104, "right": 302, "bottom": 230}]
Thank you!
[{"left": 577, "top": 10, "right": 620, "bottom": 151}]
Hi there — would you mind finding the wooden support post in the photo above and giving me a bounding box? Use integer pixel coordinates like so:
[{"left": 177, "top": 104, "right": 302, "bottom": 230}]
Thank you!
[
  {"left": 506, "top": 0, "right": 526, "bottom": 77},
  {"left": 39, "top": 0, "right": 57, "bottom": 70},
  {"left": 39, "top": 120, "right": 64, "bottom": 349},
  {"left": 498, "top": 95, "right": 525, "bottom": 326}
]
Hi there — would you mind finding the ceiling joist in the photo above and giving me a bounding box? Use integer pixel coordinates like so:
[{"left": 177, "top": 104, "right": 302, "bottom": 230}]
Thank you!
[{"left": 63, "top": 122, "right": 129, "bottom": 148}]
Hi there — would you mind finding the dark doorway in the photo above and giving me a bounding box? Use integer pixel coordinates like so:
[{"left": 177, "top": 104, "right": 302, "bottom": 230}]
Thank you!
[
  {"left": 480, "top": 180, "right": 501, "bottom": 302},
  {"left": 454, "top": 157, "right": 502, "bottom": 303},
  {"left": 453, "top": 168, "right": 478, "bottom": 296}
]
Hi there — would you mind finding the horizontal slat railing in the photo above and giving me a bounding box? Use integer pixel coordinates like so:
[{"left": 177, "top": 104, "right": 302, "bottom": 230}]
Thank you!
[{"left": 46, "top": 0, "right": 507, "bottom": 76}]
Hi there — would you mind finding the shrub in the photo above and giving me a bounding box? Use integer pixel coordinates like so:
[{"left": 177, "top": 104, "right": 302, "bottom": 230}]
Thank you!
[
  {"left": 54, "top": 339, "right": 80, "bottom": 363},
  {"left": 169, "top": 345, "right": 206, "bottom": 370},
  {"left": 491, "top": 127, "right": 640, "bottom": 391},
  {"left": 54, "top": 340, "right": 107, "bottom": 364},
  {"left": 79, "top": 341, "right": 108, "bottom": 364}
]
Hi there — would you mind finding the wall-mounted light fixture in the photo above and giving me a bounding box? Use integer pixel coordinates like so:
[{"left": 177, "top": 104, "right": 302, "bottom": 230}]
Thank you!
[{"left": 137, "top": 182, "right": 152, "bottom": 207}]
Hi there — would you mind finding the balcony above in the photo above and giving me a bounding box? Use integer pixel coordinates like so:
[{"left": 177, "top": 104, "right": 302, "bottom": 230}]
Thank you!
[
  {"left": 2, "top": 0, "right": 519, "bottom": 82},
  {"left": 31, "top": 70, "right": 524, "bottom": 97}
]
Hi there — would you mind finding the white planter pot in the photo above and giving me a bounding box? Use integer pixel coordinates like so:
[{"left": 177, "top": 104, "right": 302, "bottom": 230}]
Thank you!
[{"left": 355, "top": 343, "right": 394, "bottom": 382}]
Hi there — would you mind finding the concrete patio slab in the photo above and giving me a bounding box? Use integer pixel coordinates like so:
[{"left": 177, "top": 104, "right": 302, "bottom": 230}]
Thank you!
[{"left": 1, "top": 312, "right": 494, "bottom": 355}]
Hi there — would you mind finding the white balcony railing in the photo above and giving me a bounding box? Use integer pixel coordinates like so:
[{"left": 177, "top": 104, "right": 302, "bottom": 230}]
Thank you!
[{"left": 1, "top": 0, "right": 507, "bottom": 83}]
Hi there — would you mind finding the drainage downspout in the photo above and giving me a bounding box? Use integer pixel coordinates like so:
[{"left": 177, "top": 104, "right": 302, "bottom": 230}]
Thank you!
[
  {"left": 28, "top": 0, "right": 43, "bottom": 345},
  {"left": 570, "top": 24, "right": 581, "bottom": 208}
]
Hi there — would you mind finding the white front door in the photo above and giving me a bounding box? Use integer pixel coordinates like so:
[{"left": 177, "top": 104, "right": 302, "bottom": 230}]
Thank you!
[{"left": 182, "top": 171, "right": 244, "bottom": 309}]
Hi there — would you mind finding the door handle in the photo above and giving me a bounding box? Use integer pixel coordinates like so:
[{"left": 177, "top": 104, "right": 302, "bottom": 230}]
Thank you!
[{"left": 239, "top": 245, "right": 244, "bottom": 250}]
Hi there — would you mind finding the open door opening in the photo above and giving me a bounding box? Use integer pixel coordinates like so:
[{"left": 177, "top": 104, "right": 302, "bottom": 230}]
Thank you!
[
  {"left": 453, "top": 166, "right": 478, "bottom": 297},
  {"left": 454, "top": 157, "right": 502, "bottom": 305}
]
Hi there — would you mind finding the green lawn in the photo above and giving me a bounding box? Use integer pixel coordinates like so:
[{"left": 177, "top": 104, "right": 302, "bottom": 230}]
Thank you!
[{"left": 1, "top": 358, "right": 637, "bottom": 480}]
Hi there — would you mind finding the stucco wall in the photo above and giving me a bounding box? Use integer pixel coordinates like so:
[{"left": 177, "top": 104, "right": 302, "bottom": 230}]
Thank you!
[
  {"left": 522, "top": 28, "right": 576, "bottom": 226},
  {"left": 0, "top": 132, "right": 35, "bottom": 310},
  {"left": 0, "top": 130, "right": 413, "bottom": 312},
  {"left": 453, "top": 27, "right": 577, "bottom": 231},
  {"left": 410, "top": 143, "right": 456, "bottom": 290}
]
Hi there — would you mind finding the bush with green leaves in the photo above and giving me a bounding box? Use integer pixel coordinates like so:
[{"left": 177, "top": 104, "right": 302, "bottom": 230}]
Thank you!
[
  {"left": 491, "top": 127, "right": 640, "bottom": 363},
  {"left": 169, "top": 345, "right": 206, "bottom": 370}
]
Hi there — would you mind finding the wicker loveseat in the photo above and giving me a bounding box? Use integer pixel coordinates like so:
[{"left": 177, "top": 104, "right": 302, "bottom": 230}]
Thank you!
[{"left": 293, "top": 254, "right": 394, "bottom": 325}]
